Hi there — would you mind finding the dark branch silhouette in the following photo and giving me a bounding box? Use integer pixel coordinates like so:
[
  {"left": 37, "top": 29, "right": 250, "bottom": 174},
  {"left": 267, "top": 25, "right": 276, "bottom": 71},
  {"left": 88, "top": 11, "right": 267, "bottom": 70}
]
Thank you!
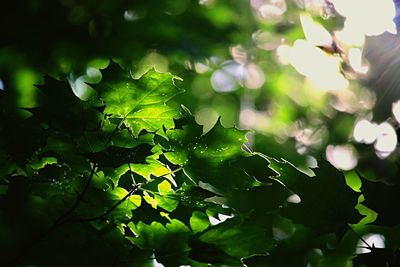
[
  {"left": 69, "top": 184, "right": 140, "bottom": 223},
  {"left": 10, "top": 163, "right": 98, "bottom": 266}
]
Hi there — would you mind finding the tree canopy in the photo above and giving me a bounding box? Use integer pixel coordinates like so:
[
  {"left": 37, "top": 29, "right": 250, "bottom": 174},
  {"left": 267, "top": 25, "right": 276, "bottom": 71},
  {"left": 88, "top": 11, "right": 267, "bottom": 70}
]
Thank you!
[{"left": 1, "top": 0, "right": 400, "bottom": 266}]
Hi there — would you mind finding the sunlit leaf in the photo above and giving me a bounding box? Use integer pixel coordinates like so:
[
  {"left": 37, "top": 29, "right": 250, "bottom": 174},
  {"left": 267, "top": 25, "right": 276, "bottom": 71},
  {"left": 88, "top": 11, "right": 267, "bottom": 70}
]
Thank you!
[{"left": 96, "top": 62, "right": 183, "bottom": 136}]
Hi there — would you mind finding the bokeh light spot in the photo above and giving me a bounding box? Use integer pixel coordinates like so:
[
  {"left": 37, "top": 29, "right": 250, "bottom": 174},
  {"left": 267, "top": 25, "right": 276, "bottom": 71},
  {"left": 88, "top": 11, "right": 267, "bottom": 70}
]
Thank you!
[
  {"left": 392, "top": 100, "right": 400, "bottom": 123},
  {"left": 326, "top": 144, "right": 358, "bottom": 170},
  {"left": 374, "top": 122, "right": 397, "bottom": 156},
  {"left": 353, "top": 119, "right": 379, "bottom": 144},
  {"left": 300, "top": 13, "right": 332, "bottom": 46}
]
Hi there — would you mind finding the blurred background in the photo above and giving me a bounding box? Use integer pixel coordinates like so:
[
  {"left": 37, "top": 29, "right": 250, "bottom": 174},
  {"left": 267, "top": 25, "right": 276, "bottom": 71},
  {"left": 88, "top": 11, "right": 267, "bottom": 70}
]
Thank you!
[{"left": 2, "top": 0, "right": 400, "bottom": 182}]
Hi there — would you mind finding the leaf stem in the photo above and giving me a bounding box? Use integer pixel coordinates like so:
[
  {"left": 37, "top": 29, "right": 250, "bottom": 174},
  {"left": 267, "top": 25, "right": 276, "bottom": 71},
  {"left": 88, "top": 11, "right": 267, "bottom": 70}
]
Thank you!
[
  {"left": 104, "top": 118, "right": 125, "bottom": 147},
  {"left": 69, "top": 184, "right": 140, "bottom": 223},
  {"left": 56, "top": 163, "right": 98, "bottom": 224}
]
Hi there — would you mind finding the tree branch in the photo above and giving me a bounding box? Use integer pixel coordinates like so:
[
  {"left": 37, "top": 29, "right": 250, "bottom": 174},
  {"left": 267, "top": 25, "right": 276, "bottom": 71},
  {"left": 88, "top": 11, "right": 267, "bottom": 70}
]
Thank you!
[
  {"left": 55, "top": 163, "right": 98, "bottom": 225},
  {"left": 69, "top": 166, "right": 182, "bottom": 223},
  {"left": 347, "top": 224, "right": 372, "bottom": 249},
  {"left": 69, "top": 184, "right": 140, "bottom": 223},
  {"left": 10, "top": 163, "right": 97, "bottom": 265}
]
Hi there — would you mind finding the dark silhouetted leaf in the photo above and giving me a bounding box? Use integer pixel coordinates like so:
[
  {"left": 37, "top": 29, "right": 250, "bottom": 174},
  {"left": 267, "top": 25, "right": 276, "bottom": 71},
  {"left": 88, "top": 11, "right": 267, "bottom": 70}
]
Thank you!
[
  {"left": 361, "top": 177, "right": 400, "bottom": 226},
  {"left": 271, "top": 159, "right": 362, "bottom": 237},
  {"left": 353, "top": 248, "right": 400, "bottom": 267},
  {"left": 84, "top": 144, "right": 153, "bottom": 167}
]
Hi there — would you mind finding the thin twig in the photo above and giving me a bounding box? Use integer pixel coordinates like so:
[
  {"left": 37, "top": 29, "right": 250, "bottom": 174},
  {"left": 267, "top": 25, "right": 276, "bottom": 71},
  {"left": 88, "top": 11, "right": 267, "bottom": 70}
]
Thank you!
[
  {"left": 69, "top": 184, "right": 140, "bottom": 223},
  {"left": 69, "top": 166, "right": 183, "bottom": 223},
  {"left": 159, "top": 166, "right": 183, "bottom": 177},
  {"left": 10, "top": 115, "right": 125, "bottom": 265},
  {"left": 104, "top": 118, "right": 125, "bottom": 147},
  {"left": 55, "top": 163, "right": 98, "bottom": 224},
  {"left": 347, "top": 224, "right": 372, "bottom": 249},
  {"left": 71, "top": 168, "right": 182, "bottom": 223},
  {"left": 10, "top": 163, "right": 97, "bottom": 266},
  {"left": 128, "top": 162, "right": 137, "bottom": 185}
]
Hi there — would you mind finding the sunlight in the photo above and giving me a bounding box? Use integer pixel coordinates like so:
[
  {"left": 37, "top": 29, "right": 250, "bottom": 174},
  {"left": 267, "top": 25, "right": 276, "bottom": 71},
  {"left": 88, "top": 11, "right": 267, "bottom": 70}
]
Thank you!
[
  {"left": 230, "top": 45, "right": 248, "bottom": 65},
  {"left": 354, "top": 120, "right": 397, "bottom": 158},
  {"left": 252, "top": 0, "right": 287, "bottom": 22},
  {"left": 348, "top": 48, "right": 369, "bottom": 75},
  {"left": 353, "top": 119, "right": 379, "bottom": 144},
  {"left": 194, "top": 62, "right": 211, "bottom": 74},
  {"left": 209, "top": 213, "right": 234, "bottom": 226},
  {"left": 240, "top": 108, "right": 257, "bottom": 128},
  {"left": 150, "top": 254, "right": 165, "bottom": 267},
  {"left": 252, "top": 30, "right": 281, "bottom": 51},
  {"left": 211, "top": 61, "right": 265, "bottom": 92},
  {"left": 199, "top": 0, "right": 214, "bottom": 5},
  {"left": 300, "top": 13, "right": 332, "bottom": 46},
  {"left": 356, "top": 233, "right": 386, "bottom": 254},
  {"left": 330, "top": 0, "right": 397, "bottom": 36},
  {"left": 68, "top": 67, "right": 101, "bottom": 100},
  {"left": 211, "top": 68, "right": 238, "bottom": 92},
  {"left": 244, "top": 63, "right": 265, "bottom": 89},
  {"left": 289, "top": 39, "right": 348, "bottom": 91},
  {"left": 374, "top": 122, "right": 397, "bottom": 156},
  {"left": 334, "top": 21, "right": 365, "bottom": 47},
  {"left": 69, "top": 76, "right": 90, "bottom": 99},
  {"left": 123, "top": 10, "right": 140, "bottom": 21},
  {"left": 326, "top": 144, "right": 358, "bottom": 170},
  {"left": 295, "top": 0, "right": 325, "bottom": 13},
  {"left": 392, "top": 100, "right": 400, "bottom": 123},
  {"left": 276, "top": 44, "right": 291, "bottom": 65},
  {"left": 330, "top": 89, "right": 358, "bottom": 113},
  {"left": 287, "top": 194, "right": 301, "bottom": 203}
]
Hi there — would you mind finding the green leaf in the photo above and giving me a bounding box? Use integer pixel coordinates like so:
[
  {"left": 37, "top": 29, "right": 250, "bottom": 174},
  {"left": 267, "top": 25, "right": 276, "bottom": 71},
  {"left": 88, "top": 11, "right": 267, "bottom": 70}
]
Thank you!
[
  {"left": 198, "top": 218, "right": 275, "bottom": 259},
  {"left": 27, "top": 156, "right": 57, "bottom": 172},
  {"left": 270, "top": 159, "right": 362, "bottom": 237},
  {"left": 84, "top": 144, "right": 153, "bottom": 167},
  {"left": 96, "top": 62, "right": 183, "bottom": 136},
  {"left": 76, "top": 187, "right": 141, "bottom": 222},
  {"left": 121, "top": 159, "right": 172, "bottom": 181},
  {"left": 189, "top": 238, "right": 243, "bottom": 266},
  {"left": 31, "top": 76, "right": 102, "bottom": 134},
  {"left": 141, "top": 181, "right": 179, "bottom": 212},
  {"left": 166, "top": 120, "right": 247, "bottom": 165},
  {"left": 226, "top": 179, "right": 290, "bottom": 214},
  {"left": 190, "top": 211, "right": 210, "bottom": 233},
  {"left": 128, "top": 219, "right": 191, "bottom": 266},
  {"left": 164, "top": 119, "right": 258, "bottom": 194}
]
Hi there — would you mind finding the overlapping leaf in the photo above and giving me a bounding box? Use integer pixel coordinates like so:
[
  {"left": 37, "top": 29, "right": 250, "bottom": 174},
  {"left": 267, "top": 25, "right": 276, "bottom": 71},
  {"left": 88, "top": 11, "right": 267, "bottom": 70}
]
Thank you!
[
  {"left": 163, "top": 119, "right": 257, "bottom": 192},
  {"left": 270, "top": 159, "right": 362, "bottom": 237},
  {"left": 0, "top": 58, "right": 369, "bottom": 267},
  {"left": 127, "top": 219, "right": 192, "bottom": 266},
  {"left": 30, "top": 76, "right": 102, "bottom": 134}
]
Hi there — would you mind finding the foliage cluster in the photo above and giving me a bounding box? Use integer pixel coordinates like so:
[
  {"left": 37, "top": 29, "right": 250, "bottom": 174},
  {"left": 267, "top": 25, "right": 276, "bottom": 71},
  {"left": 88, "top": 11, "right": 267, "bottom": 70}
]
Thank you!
[{"left": 1, "top": 1, "right": 400, "bottom": 266}]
